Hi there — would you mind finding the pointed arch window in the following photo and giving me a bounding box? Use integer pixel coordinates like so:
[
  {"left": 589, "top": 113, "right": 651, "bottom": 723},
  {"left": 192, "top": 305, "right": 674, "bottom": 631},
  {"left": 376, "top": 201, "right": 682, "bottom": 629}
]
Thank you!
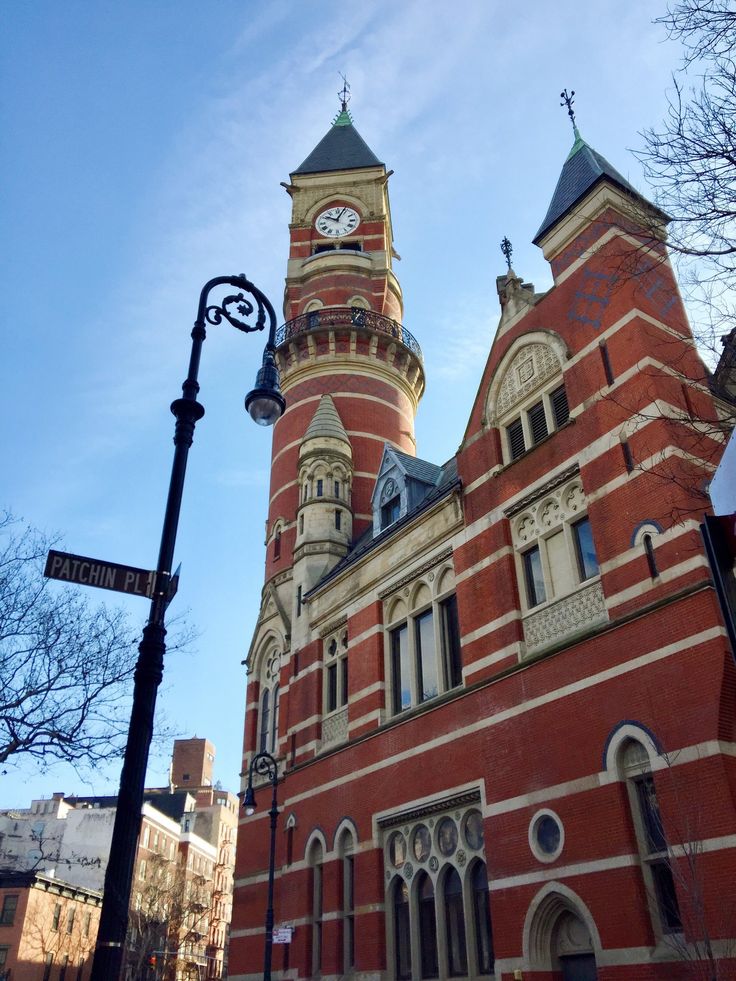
[
  {"left": 444, "top": 868, "right": 468, "bottom": 976},
  {"left": 471, "top": 862, "right": 494, "bottom": 975},
  {"left": 308, "top": 841, "right": 324, "bottom": 975},
  {"left": 393, "top": 879, "right": 412, "bottom": 981},
  {"left": 418, "top": 872, "right": 439, "bottom": 978},
  {"left": 258, "top": 689, "right": 270, "bottom": 753},
  {"left": 339, "top": 830, "right": 356, "bottom": 974}
]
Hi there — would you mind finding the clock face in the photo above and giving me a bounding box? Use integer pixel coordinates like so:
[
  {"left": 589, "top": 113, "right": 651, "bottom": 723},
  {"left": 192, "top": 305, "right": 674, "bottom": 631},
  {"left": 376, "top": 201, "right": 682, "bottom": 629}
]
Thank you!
[{"left": 315, "top": 206, "right": 360, "bottom": 238}]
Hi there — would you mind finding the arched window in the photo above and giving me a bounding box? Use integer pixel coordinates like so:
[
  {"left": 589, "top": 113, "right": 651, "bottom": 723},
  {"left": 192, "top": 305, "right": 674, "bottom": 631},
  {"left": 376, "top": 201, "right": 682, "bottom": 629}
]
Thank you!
[
  {"left": 308, "top": 840, "right": 324, "bottom": 975},
  {"left": 338, "top": 830, "right": 355, "bottom": 973},
  {"left": 270, "top": 685, "right": 280, "bottom": 755},
  {"left": 258, "top": 689, "right": 270, "bottom": 754},
  {"left": 392, "top": 878, "right": 411, "bottom": 981},
  {"left": 273, "top": 528, "right": 281, "bottom": 560},
  {"left": 444, "top": 868, "right": 467, "bottom": 976},
  {"left": 620, "top": 739, "right": 681, "bottom": 936},
  {"left": 471, "top": 862, "right": 494, "bottom": 975},
  {"left": 257, "top": 648, "right": 281, "bottom": 756},
  {"left": 417, "top": 871, "right": 438, "bottom": 979}
]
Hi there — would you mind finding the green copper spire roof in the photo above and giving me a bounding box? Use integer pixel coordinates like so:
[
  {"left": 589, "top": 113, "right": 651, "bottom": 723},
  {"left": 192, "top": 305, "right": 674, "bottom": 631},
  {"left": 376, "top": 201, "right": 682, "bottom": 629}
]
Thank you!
[{"left": 292, "top": 108, "right": 383, "bottom": 175}]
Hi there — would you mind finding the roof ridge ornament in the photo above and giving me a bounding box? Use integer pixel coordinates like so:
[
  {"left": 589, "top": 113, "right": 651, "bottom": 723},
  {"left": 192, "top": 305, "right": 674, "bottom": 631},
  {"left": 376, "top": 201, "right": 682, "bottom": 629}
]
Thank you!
[
  {"left": 333, "top": 73, "right": 354, "bottom": 127},
  {"left": 560, "top": 87, "right": 582, "bottom": 143},
  {"left": 500, "top": 236, "right": 513, "bottom": 270}
]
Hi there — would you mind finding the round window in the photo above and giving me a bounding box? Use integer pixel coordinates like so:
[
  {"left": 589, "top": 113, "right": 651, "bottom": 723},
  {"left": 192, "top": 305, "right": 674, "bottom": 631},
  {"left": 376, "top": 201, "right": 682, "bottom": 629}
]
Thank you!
[
  {"left": 413, "top": 824, "right": 431, "bottom": 862},
  {"left": 463, "top": 810, "right": 484, "bottom": 850},
  {"left": 388, "top": 831, "right": 407, "bottom": 869},
  {"left": 528, "top": 809, "right": 564, "bottom": 863},
  {"left": 437, "top": 817, "right": 458, "bottom": 857}
]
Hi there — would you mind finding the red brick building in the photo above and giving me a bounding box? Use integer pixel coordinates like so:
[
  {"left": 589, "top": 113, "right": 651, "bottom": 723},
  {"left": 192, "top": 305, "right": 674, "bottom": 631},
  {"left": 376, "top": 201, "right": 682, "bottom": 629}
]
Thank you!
[{"left": 231, "top": 102, "right": 735, "bottom": 981}]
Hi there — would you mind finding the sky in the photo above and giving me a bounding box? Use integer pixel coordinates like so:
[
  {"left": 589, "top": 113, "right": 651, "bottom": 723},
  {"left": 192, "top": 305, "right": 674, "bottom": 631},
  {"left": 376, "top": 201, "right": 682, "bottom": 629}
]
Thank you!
[{"left": 1, "top": 0, "right": 683, "bottom": 805}]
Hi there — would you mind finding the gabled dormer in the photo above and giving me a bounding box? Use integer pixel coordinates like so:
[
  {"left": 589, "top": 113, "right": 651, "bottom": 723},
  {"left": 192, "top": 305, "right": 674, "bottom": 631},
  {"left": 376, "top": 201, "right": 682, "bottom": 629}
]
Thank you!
[{"left": 371, "top": 446, "right": 442, "bottom": 536}]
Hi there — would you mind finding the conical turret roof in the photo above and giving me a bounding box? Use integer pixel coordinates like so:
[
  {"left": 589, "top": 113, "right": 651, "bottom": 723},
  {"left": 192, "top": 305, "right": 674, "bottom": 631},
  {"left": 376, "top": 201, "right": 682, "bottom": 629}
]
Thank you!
[
  {"left": 292, "top": 107, "right": 383, "bottom": 175},
  {"left": 533, "top": 131, "right": 659, "bottom": 245},
  {"left": 303, "top": 395, "right": 351, "bottom": 445}
]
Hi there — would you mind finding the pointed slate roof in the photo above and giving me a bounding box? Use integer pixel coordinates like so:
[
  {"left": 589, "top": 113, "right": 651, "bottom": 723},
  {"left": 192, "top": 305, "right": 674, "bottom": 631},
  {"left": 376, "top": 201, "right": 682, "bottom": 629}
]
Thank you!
[
  {"left": 533, "top": 131, "right": 652, "bottom": 245},
  {"left": 292, "top": 107, "right": 383, "bottom": 175},
  {"left": 303, "top": 395, "right": 350, "bottom": 445}
]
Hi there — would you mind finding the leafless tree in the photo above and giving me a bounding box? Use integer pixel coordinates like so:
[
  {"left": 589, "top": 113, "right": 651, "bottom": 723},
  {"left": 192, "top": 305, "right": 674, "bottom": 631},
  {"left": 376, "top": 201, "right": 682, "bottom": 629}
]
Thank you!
[
  {"left": 635, "top": 0, "right": 736, "bottom": 364},
  {"left": 0, "top": 511, "right": 138, "bottom": 772},
  {"left": 126, "top": 852, "right": 213, "bottom": 981}
]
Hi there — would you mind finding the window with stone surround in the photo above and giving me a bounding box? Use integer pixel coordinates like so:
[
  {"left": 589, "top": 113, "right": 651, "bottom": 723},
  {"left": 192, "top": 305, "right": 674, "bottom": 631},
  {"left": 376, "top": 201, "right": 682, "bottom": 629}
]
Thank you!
[
  {"left": 384, "top": 563, "right": 462, "bottom": 717},
  {"left": 321, "top": 627, "right": 349, "bottom": 749},
  {"left": 256, "top": 646, "right": 282, "bottom": 756},
  {"left": 338, "top": 827, "right": 356, "bottom": 974},
  {"left": 382, "top": 794, "right": 494, "bottom": 979},
  {"left": 619, "top": 738, "right": 682, "bottom": 938},
  {"left": 486, "top": 337, "right": 570, "bottom": 466},
  {"left": 509, "top": 471, "right": 607, "bottom": 656}
]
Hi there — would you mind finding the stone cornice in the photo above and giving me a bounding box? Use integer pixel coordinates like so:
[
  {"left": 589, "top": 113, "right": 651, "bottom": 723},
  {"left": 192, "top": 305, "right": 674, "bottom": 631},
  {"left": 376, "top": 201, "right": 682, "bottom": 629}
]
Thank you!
[
  {"left": 377, "top": 546, "right": 454, "bottom": 600},
  {"left": 377, "top": 788, "right": 481, "bottom": 828},
  {"left": 318, "top": 615, "right": 349, "bottom": 639},
  {"left": 504, "top": 463, "right": 580, "bottom": 518}
]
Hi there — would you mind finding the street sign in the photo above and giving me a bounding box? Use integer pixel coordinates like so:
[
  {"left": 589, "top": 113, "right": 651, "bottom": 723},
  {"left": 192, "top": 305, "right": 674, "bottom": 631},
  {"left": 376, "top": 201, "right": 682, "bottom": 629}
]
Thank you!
[
  {"left": 44, "top": 549, "right": 177, "bottom": 602},
  {"left": 273, "top": 927, "right": 293, "bottom": 944}
]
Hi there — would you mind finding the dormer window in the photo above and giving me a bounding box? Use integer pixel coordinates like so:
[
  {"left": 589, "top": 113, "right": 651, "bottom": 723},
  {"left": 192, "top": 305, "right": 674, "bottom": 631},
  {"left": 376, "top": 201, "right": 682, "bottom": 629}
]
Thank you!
[{"left": 380, "top": 479, "right": 401, "bottom": 530}]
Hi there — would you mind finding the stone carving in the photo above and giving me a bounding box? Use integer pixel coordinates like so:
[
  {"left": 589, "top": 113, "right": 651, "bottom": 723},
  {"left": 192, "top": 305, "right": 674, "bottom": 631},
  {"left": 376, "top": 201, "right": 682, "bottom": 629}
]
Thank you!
[
  {"left": 321, "top": 706, "right": 348, "bottom": 747},
  {"left": 497, "top": 344, "right": 561, "bottom": 417},
  {"left": 429, "top": 856, "right": 439, "bottom": 871},
  {"left": 403, "top": 861, "right": 414, "bottom": 879},
  {"left": 514, "top": 478, "right": 585, "bottom": 542},
  {"left": 523, "top": 580, "right": 607, "bottom": 654}
]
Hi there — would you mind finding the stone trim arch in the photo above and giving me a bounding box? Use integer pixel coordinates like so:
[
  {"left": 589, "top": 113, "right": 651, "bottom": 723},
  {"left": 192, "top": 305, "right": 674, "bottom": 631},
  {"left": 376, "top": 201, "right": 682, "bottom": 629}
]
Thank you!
[
  {"left": 334, "top": 818, "right": 358, "bottom": 856},
  {"left": 602, "top": 720, "right": 663, "bottom": 774},
  {"left": 522, "top": 881, "right": 602, "bottom": 971},
  {"left": 304, "top": 828, "right": 328, "bottom": 863},
  {"left": 631, "top": 520, "right": 663, "bottom": 547},
  {"left": 304, "top": 194, "right": 367, "bottom": 225},
  {"left": 485, "top": 330, "right": 570, "bottom": 427}
]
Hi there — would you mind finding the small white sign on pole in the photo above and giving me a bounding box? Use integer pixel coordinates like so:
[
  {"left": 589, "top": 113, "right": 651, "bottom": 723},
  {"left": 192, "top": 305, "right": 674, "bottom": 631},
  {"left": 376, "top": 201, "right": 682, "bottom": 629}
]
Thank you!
[{"left": 272, "top": 926, "right": 293, "bottom": 944}]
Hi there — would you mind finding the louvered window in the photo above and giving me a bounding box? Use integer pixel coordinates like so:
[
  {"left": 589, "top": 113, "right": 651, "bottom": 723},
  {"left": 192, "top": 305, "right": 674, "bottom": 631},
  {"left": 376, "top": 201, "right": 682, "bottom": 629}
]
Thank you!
[
  {"left": 550, "top": 385, "right": 569, "bottom": 427},
  {"left": 529, "top": 401, "right": 548, "bottom": 445},
  {"left": 507, "top": 418, "right": 526, "bottom": 460}
]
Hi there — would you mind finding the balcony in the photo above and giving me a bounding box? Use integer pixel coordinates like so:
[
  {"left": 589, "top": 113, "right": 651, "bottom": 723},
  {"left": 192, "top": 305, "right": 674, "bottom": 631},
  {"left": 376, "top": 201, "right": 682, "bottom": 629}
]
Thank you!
[{"left": 275, "top": 306, "right": 423, "bottom": 363}]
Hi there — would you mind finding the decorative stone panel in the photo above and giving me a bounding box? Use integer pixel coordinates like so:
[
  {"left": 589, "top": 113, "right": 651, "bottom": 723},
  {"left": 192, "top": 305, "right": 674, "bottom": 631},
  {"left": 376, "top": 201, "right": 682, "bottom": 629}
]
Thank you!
[
  {"left": 497, "top": 343, "right": 561, "bottom": 417},
  {"left": 523, "top": 580, "right": 607, "bottom": 655},
  {"left": 321, "top": 706, "right": 348, "bottom": 747}
]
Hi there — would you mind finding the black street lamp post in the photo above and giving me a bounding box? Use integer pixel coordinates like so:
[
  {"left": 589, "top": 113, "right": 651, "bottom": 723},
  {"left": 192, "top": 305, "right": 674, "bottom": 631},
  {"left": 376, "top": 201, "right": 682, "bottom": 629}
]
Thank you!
[
  {"left": 89, "top": 275, "right": 285, "bottom": 981},
  {"left": 242, "top": 751, "right": 280, "bottom": 981}
]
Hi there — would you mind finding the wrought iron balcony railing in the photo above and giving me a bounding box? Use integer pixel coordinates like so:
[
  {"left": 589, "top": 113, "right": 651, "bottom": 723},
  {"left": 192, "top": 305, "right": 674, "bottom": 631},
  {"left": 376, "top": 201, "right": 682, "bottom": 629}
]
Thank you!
[{"left": 274, "top": 306, "right": 423, "bottom": 362}]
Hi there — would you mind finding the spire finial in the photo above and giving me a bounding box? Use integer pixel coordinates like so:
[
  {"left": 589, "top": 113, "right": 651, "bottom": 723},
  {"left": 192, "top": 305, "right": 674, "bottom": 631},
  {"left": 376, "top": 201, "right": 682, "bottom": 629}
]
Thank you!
[
  {"left": 560, "top": 88, "right": 580, "bottom": 141},
  {"left": 500, "top": 236, "right": 513, "bottom": 270},
  {"left": 338, "top": 73, "right": 351, "bottom": 112}
]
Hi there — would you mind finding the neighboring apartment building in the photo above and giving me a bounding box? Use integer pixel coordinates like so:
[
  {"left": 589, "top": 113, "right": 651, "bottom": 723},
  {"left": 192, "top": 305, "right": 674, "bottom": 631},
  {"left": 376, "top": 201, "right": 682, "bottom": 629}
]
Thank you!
[
  {"left": 230, "top": 99, "right": 736, "bottom": 981},
  {"left": 0, "top": 871, "right": 101, "bottom": 981},
  {"left": 0, "top": 739, "right": 238, "bottom": 980}
]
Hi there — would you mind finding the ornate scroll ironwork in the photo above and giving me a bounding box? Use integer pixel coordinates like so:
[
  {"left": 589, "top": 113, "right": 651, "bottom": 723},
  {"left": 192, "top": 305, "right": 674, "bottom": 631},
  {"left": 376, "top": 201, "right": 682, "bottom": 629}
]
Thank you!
[
  {"left": 275, "top": 306, "right": 423, "bottom": 362},
  {"left": 204, "top": 279, "right": 273, "bottom": 334}
]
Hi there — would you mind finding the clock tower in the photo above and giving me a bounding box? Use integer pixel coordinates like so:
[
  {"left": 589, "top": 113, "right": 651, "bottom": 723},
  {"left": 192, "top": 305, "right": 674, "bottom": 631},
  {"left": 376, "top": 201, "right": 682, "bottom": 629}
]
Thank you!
[{"left": 262, "top": 97, "right": 425, "bottom": 590}]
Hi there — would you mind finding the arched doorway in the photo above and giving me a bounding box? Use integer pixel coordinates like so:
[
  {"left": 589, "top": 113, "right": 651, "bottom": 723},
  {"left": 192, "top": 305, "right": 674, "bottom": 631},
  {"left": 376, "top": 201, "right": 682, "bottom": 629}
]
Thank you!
[{"left": 523, "top": 883, "right": 600, "bottom": 980}]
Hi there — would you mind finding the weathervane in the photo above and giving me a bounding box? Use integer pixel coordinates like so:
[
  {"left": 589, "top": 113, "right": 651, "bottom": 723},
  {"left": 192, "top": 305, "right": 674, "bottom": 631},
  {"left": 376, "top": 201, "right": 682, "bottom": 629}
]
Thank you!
[
  {"left": 500, "top": 236, "right": 513, "bottom": 270},
  {"left": 560, "top": 88, "right": 577, "bottom": 133},
  {"left": 338, "top": 73, "right": 351, "bottom": 111}
]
